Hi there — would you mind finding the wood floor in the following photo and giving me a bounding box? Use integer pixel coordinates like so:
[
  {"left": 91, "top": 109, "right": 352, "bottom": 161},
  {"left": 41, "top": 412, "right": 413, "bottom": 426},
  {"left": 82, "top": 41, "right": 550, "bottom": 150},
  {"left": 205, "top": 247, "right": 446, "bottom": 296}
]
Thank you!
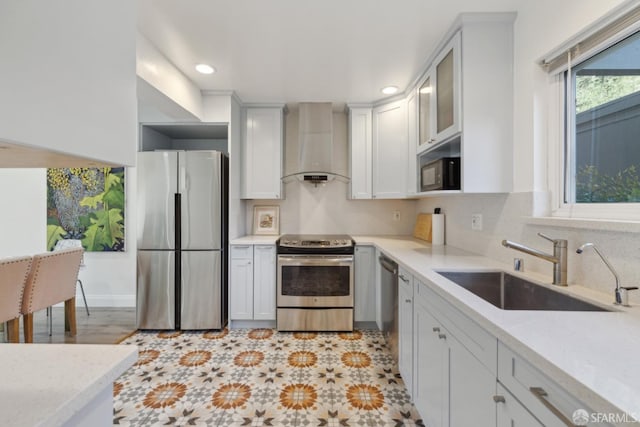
[{"left": 2, "top": 307, "right": 136, "bottom": 345}]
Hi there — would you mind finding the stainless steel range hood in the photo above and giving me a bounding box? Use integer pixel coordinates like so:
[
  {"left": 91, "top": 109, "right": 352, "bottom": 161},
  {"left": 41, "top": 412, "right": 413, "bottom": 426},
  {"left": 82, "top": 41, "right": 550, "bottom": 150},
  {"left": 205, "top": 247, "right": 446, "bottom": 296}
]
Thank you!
[{"left": 282, "top": 102, "right": 349, "bottom": 185}]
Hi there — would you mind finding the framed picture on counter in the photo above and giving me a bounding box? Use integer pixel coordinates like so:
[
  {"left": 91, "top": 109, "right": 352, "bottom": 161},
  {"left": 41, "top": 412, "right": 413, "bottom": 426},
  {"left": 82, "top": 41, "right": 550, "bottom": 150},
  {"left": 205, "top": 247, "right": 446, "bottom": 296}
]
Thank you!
[{"left": 253, "top": 205, "right": 280, "bottom": 235}]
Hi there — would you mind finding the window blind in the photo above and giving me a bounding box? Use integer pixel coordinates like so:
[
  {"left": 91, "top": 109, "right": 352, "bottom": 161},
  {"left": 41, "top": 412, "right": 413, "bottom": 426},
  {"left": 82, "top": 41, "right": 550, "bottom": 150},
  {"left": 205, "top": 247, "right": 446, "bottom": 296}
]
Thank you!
[{"left": 541, "top": 1, "right": 640, "bottom": 74}]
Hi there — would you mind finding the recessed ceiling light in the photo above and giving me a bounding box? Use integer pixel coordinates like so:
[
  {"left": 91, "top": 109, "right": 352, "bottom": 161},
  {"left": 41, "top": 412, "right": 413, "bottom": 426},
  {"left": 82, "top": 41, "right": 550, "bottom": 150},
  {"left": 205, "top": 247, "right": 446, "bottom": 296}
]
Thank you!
[
  {"left": 381, "top": 86, "right": 399, "bottom": 95},
  {"left": 195, "top": 64, "right": 215, "bottom": 74}
]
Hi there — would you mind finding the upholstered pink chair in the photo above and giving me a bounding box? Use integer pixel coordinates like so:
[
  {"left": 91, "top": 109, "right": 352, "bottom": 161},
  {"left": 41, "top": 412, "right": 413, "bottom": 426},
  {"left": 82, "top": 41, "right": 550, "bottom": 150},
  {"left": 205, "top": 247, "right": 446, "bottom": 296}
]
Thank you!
[
  {"left": 0, "top": 255, "right": 32, "bottom": 343},
  {"left": 21, "top": 248, "right": 83, "bottom": 343}
]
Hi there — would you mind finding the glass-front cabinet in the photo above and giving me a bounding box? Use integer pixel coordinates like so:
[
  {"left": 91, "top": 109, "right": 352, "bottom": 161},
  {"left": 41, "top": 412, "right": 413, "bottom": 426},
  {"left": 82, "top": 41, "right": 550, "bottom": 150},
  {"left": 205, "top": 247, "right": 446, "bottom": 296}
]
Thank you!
[
  {"left": 419, "top": 75, "right": 433, "bottom": 147},
  {"left": 418, "top": 31, "right": 461, "bottom": 152}
]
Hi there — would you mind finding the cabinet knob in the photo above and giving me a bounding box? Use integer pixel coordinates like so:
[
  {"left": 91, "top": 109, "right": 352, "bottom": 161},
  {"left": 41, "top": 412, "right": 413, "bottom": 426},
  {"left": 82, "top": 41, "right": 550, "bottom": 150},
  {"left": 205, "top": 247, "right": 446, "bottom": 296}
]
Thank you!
[
  {"left": 405, "top": 299, "right": 412, "bottom": 303},
  {"left": 432, "top": 327, "right": 440, "bottom": 333},
  {"left": 438, "top": 333, "right": 447, "bottom": 340},
  {"left": 493, "top": 395, "right": 506, "bottom": 403}
]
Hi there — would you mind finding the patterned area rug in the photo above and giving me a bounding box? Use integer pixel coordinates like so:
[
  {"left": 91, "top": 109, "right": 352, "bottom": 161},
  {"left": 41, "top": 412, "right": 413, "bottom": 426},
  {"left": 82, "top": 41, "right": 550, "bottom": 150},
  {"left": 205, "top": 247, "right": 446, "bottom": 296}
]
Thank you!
[{"left": 115, "top": 328, "right": 424, "bottom": 426}]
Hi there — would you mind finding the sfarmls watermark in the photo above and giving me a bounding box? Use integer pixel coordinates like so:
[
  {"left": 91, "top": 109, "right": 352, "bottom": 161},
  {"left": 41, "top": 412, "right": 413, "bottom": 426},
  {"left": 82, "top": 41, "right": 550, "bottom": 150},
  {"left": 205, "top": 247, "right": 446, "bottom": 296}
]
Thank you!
[{"left": 573, "top": 409, "right": 640, "bottom": 425}]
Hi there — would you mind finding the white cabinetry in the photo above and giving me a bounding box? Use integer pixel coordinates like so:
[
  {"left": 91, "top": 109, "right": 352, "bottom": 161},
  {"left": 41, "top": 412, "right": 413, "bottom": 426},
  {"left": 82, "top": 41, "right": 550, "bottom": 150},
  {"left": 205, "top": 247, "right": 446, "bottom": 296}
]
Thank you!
[
  {"left": 497, "top": 342, "right": 610, "bottom": 427},
  {"left": 413, "top": 291, "right": 447, "bottom": 425},
  {"left": 372, "top": 100, "right": 408, "bottom": 198},
  {"left": 252, "top": 245, "right": 277, "bottom": 320},
  {"left": 354, "top": 246, "right": 376, "bottom": 322},
  {"left": 398, "top": 267, "right": 414, "bottom": 397},
  {"left": 496, "top": 384, "right": 543, "bottom": 427},
  {"left": 412, "top": 278, "right": 496, "bottom": 427},
  {"left": 348, "top": 108, "right": 373, "bottom": 199},
  {"left": 241, "top": 107, "right": 283, "bottom": 199},
  {"left": 418, "top": 31, "right": 461, "bottom": 150},
  {"left": 406, "top": 91, "right": 418, "bottom": 196},
  {"left": 230, "top": 244, "right": 276, "bottom": 322},
  {"left": 417, "top": 14, "right": 515, "bottom": 194},
  {"left": 230, "top": 245, "right": 254, "bottom": 320}
]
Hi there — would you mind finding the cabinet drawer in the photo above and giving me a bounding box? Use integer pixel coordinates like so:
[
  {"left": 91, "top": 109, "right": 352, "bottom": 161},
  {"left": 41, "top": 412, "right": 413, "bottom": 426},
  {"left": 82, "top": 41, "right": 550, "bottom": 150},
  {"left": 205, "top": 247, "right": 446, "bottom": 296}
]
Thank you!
[
  {"left": 498, "top": 342, "right": 608, "bottom": 427},
  {"left": 415, "top": 279, "right": 497, "bottom": 374},
  {"left": 231, "top": 245, "right": 253, "bottom": 259}
]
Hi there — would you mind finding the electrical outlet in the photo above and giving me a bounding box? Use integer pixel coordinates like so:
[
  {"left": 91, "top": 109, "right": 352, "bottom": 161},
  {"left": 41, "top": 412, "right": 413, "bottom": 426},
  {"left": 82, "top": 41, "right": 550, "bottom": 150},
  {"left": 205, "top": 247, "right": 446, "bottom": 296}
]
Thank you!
[
  {"left": 471, "top": 213, "right": 483, "bottom": 231},
  {"left": 392, "top": 211, "right": 401, "bottom": 221}
]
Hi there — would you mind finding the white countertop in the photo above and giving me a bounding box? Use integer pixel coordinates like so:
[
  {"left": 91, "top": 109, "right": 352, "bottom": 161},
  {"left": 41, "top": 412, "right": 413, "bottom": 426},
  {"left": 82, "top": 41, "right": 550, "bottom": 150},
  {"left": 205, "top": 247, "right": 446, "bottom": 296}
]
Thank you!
[
  {"left": 352, "top": 235, "right": 640, "bottom": 421},
  {"left": 0, "top": 344, "right": 138, "bottom": 427},
  {"left": 230, "top": 235, "right": 279, "bottom": 245}
]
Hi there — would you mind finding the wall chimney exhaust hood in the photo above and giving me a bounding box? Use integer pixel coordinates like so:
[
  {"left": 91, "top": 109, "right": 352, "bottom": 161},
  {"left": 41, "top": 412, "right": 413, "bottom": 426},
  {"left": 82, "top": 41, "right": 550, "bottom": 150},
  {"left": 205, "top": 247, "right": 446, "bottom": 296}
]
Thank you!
[{"left": 282, "top": 102, "right": 349, "bottom": 185}]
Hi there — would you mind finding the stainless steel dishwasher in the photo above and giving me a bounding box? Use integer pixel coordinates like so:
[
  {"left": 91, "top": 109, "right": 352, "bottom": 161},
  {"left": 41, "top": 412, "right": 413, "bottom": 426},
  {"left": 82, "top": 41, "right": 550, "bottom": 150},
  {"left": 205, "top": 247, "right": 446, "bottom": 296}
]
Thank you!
[{"left": 378, "top": 254, "right": 398, "bottom": 362}]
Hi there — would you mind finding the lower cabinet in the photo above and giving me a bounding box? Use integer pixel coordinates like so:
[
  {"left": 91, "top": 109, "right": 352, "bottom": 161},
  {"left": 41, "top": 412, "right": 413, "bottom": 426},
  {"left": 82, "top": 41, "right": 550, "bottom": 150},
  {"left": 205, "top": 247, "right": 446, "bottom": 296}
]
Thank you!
[
  {"left": 413, "top": 294, "right": 447, "bottom": 426},
  {"left": 230, "top": 244, "right": 276, "bottom": 321},
  {"left": 398, "top": 267, "right": 414, "bottom": 397},
  {"left": 411, "top": 277, "right": 496, "bottom": 427},
  {"left": 382, "top": 257, "right": 614, "bottom": 427},
  {"left": 253, "top": 245, "right": 277, "bottom": 320},
  {"left": 497, "top": 342, "right": 611, "bottom": 427},
  {"left": 496, "top": 384, "right": 543, "bottom": 427}
]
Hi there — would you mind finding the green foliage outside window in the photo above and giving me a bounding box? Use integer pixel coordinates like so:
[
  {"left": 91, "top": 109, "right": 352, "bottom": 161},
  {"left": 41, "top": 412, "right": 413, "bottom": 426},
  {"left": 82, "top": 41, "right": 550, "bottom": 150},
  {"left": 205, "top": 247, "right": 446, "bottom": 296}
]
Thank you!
[
  {"left": 576, "top": 75, "right": 640, "bottom": 113},
  {"left": 576, "top": 165, "right": 640, "bottom": 203}
]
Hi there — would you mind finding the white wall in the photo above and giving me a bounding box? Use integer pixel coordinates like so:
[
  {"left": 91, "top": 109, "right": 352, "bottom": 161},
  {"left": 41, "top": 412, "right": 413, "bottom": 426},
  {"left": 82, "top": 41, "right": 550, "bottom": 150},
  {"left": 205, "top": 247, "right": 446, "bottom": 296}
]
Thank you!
[
  {"left": 512, "top": 0, "right": 626, "bottom": 192},
  {"left": 0, "top": 0, "right": 137, "bottom": 166},
  {"left": 136, "top": 33, "right": 203, "bottom": 121},
  {"left": 0, "top": 169, "right": 46, "bottom": 258}
]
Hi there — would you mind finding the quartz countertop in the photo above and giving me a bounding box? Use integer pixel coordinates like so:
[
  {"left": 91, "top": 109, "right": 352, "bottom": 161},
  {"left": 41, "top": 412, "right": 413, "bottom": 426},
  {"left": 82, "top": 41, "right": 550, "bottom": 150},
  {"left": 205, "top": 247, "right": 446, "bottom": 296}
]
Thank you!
[
  {"left": 230, "top": 235, "right": 279, "bottom": 245},
  {"left": 352, "top": 235, "right": 640, "bottom": 422},
  {"left": 0, "top": 344, "right": 137, "bottom": 427}
]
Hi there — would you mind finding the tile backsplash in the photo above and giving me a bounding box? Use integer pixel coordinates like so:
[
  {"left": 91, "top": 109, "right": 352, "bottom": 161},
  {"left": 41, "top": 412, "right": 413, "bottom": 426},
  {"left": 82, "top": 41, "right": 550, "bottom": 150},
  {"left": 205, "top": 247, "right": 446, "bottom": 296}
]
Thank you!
[{"left": 416, "top": 191, "right": 640, "bottom": 305}]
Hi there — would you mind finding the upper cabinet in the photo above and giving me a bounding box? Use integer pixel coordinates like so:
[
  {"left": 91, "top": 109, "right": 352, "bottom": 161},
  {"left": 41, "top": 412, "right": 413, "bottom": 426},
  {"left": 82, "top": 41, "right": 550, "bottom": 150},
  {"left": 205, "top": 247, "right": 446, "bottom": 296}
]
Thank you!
[
  {"left": 418, "top": 14, "right": 515, "bottom": 194},
  {"left": 349, "top": 107, "right": 373, "bottom": 199},
  {"left": 419, "top": 32, "right": 462, "bottom": 150},
  {"left": 406, "top": 91, "right": 418, "bottom": 196},
  {"left": 241, "top": 106, "right": 284, "bottom": 199},
  {"left": 348, "top": 13, "right": 515, "bottom": 199},
  {"left": 372, "top": 100, "right": 408, "bottom": 199}
]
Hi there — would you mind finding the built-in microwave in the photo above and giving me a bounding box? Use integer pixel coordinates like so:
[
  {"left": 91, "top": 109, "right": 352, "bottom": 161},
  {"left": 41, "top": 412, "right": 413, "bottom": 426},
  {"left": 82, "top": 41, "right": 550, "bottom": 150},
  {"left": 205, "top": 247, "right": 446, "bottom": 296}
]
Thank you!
[{"left": 420, "top": 157, "right": 461, "bottom": 191}]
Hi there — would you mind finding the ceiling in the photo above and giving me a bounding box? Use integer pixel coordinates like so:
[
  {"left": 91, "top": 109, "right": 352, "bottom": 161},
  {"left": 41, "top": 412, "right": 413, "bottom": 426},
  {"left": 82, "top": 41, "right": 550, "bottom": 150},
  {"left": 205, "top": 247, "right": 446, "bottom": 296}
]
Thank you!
[
  {"left": 0, "top": 140, "right": 119, "bottom": 168},
  {"left": 137, "top": 0, "right": 521, "bottom": 105}
]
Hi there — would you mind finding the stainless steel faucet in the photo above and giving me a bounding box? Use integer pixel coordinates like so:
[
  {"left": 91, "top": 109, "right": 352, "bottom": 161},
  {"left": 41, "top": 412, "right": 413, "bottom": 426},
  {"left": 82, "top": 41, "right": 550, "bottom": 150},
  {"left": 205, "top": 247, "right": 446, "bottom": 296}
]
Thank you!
[
  {"left": 501, "top": 233, "right": 568, "bottom": 286},
  {"left": 576, "top": 243, "right": 624, "bottom": 305}
]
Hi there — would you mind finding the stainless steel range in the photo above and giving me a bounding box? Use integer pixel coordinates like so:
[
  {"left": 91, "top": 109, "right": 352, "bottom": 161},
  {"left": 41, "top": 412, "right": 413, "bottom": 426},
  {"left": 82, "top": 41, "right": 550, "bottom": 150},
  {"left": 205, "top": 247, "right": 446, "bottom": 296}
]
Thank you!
[{"left": 276, "top": 234, "right": 354, "bottom": 331}]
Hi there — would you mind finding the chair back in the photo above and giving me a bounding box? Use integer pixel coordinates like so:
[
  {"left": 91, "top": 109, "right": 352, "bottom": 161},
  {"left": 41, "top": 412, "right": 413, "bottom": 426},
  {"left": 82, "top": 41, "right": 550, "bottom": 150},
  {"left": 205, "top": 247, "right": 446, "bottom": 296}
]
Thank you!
[
  {"left": 0, "top": 255, "right": 32, "bottom": 322},
  {"left": 53, "top": 239, "right": 85, "bottom": 267},
  {"left": 22, "top": 248, "right": 84, "bottom": 315}
]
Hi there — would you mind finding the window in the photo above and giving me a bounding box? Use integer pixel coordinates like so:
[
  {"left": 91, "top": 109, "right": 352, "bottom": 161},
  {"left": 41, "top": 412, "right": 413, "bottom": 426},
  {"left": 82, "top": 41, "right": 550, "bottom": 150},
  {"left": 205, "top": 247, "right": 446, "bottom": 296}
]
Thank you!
[{"left": 566, "top": 31, "right": 640, "bottom": 205}]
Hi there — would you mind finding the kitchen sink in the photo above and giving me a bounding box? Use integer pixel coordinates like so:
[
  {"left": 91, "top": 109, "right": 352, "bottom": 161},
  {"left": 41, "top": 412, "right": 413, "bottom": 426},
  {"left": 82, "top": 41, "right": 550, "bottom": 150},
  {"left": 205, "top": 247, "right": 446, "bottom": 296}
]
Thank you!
[{"left": 436, "top": 271, "right": 611, "bottom": 311}]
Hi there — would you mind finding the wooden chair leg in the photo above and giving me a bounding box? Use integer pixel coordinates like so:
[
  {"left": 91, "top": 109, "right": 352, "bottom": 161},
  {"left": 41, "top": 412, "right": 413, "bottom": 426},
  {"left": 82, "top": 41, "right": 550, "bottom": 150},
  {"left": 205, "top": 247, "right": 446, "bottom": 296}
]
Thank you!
[
  {"left": 65, "top": 297, "right": 77, "bottom": 336},
  {"left": 6, "top": 318, "right": 20, "bottom": 343},
  {"left": 23, "top": 313, "right": 34, "bottom": 343}
]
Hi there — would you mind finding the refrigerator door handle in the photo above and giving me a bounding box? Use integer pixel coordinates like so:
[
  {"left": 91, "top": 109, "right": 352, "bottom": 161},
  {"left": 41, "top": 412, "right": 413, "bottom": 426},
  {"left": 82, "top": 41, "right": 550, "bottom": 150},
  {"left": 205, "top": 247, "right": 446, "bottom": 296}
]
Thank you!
[{"left": 180, "top": 166, "right": 187, "bottom": 192}]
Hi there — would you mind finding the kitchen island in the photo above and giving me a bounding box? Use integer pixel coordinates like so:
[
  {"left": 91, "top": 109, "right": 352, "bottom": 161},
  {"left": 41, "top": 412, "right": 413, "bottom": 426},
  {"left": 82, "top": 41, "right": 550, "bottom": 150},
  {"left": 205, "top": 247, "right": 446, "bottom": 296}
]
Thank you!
[{"left": 0, "top": 344, "right": 137, "bottom": 427}]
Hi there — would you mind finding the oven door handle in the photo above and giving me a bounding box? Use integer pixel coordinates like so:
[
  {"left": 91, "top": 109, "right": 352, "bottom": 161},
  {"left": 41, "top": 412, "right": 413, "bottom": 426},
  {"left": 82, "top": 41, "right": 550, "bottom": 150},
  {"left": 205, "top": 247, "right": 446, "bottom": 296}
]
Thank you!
[{"left": 277, "top": 255, "right": 353, "bottom": 265}]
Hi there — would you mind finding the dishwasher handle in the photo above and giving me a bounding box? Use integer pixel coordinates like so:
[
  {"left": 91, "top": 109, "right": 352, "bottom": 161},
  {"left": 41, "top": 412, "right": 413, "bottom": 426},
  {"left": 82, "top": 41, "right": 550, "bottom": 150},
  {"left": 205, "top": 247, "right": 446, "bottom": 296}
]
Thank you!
[{"left": 379, "top": 256, "right": 398, "bottom": 275}]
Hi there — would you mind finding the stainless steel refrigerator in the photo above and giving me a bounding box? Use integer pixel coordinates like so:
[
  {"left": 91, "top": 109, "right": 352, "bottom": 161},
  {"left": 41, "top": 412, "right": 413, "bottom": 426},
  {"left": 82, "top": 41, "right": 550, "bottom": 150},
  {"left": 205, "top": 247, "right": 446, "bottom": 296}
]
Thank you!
[{"left": 136, "top": 150, "right": 228, "bottom": 330}]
